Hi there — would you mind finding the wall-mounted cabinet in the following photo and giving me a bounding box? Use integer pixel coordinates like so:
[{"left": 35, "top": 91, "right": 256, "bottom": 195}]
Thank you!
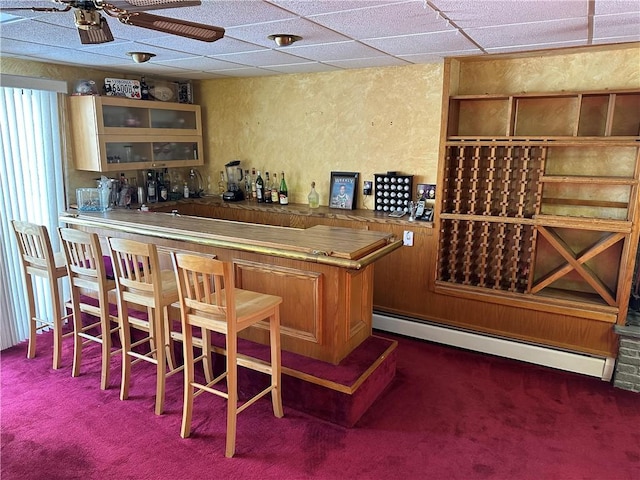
[
  {"left": 437, "top": 89, "right": 640, "bottom": 325},
  {"left": 68, "top": 95, "right": 203, "bottom": 172}
]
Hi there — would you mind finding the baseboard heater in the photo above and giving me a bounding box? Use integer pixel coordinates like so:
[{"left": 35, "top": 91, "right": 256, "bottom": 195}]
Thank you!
[{"left": 372, "top": 312, "right": 615, "bottom": 381}]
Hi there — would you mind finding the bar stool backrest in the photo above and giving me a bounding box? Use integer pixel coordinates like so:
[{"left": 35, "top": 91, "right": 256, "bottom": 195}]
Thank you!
[
  {"left": 107, "top": 237, "right": 159, "bottom": 307},
  {"left": 13, "top": 220, "right": 58, "bottom": 279}
]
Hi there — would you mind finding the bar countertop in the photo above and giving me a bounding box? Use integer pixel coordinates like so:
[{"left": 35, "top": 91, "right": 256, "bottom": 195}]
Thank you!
[{"left": 61, "top": 209, "right": 402, "bottom": 269}]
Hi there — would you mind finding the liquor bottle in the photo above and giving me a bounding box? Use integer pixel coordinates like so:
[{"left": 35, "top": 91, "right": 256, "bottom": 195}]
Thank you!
[
  {"left": 251, "top": 168, "right": 257, "bottom": 201},
  {"left": 140, "top": 76, "right": 149, "bottom": 100},
  {"left": 308, "top": 181, "right": 319, "bottom": 208},
  {"left": 218, "top": 170, "right": 226, "bottom": 196},
  {"left": 183, "top": 181, "right": 190, "bottom": 198},
  {"left": 146, "top": 170, "right": 157, "bottom": 203},
  {"left": 157, "top": 170, "right": 168, "bottom": 202},
  {"left": 255, "top": 170, "right": 265, "bottom": 203},
  {"left": 244, "top": 169, "right": 251, "bottom": 199},
  {"left": 264, "top": 171, "right": 272, "bottom": 203},
  {"left": 271, "top": 173, "right": 279, "bottom": 203},
  {"left": 163, "top": 168, "right": 171, "bottom": 199},
  {"left": 279, "top": 171, "right": 288, "bottom": 205}
]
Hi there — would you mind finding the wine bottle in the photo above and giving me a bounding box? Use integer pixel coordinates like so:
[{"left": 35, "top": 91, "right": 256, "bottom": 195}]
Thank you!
[
  {"left": 279, "top": 171, "right": 288, "bottom": 205},
  {"left": 146, "top": 170, "right": 157, "bottom": 203},
  {"left": 244, "top": 169, "right": 251, "bottom": 199},
  {"left": 140, "top": 76, "right": 149, "bottom": 100},
  {"left": 308, "top": 181, "right": 319, "bottom": 208},
  {"left": 256, "top": 170, "right": 265, "bottom": 203},
  {"left": 264, "top": 171, "right": 272, "bottom": 203},
  {"left": 157, "top": 170, "right": 168, "bottom": 202},
  {"left": 271, "top": 173, "right": 279, "bottom": 203},
  {"left": 251, "top": 168, "right": 257, "bottom": 201}
]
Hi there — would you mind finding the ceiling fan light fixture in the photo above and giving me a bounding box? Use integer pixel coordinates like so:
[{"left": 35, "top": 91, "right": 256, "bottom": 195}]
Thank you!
[
  {"left": 127, "top": 51, "right": 156, "bottom": 63},
  {"left": 268, "top": 34, "right": 302, "bottom": 47},
  {"left": 74, "top": 9, "right": 103, "bottom": 30}
]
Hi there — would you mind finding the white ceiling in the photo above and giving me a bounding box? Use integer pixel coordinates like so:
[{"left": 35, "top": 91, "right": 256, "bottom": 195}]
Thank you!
[{"left": 1, "top": 0, "right": 639, "bottom": 80}]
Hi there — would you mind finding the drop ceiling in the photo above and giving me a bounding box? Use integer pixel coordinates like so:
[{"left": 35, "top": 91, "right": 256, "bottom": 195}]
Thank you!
[{"left": 0, "top": 0, "right": 638, "bottom": 80}]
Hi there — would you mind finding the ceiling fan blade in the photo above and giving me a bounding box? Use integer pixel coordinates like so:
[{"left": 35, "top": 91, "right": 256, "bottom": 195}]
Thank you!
[
  {"left": 119, "top": 12, "right": 224, "bottom": 42},
  {"left": 106, "top": 0, "right": 201, "bottom": 12}
]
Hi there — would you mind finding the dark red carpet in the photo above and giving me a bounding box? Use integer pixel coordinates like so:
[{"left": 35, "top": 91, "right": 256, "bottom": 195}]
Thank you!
[{"left": 2, "top": 330, "right": 639, "bottom": 479}]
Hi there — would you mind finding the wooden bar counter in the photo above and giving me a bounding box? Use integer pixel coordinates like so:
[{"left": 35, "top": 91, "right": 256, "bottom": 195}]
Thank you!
[{"left": 61, "top": 209, "right": 401, "bottom": 364}]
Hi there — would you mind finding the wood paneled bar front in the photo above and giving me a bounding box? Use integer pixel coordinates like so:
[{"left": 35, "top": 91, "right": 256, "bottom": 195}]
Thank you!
[{"left": 60, "top": 210, "right": 401, "bottom": 364}]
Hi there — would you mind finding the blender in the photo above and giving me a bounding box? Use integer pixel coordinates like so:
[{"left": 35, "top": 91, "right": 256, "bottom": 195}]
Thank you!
[{"left": 223, "top": 160, "right": 245, "bottom": 201}]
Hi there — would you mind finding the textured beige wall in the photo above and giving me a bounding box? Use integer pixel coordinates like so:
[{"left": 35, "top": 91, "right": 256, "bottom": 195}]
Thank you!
[
  {"left": 2, "top": 43, "right": 638, "bottom": 208},
  {"left": 199, "top": 63, "right": 444, "bottom": 206},
  {"left": 455, "top": 43, "right": 640, "bottom": 95}
]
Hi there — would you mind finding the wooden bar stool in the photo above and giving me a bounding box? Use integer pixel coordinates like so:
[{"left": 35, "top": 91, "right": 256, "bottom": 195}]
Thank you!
[
  {"left": 58, "top": 227, "right": 120, "bottom": 390},
  {"left": 12, "top": 220, "right": 72, "bottom": 369},
  {"left": 107, "top": 237, "right": 183, "bottom": 415},
  {"left": 171, "top": 251, "right": 283, "bottom": 458}
]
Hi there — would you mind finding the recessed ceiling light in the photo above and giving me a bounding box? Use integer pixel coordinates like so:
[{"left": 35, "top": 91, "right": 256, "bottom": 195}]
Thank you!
[
  {"left": 126, "top": 52, "right": 156, "bottom": 63},
  {"left": 268, "top": 34, "right": 302, "bottom": 47}
]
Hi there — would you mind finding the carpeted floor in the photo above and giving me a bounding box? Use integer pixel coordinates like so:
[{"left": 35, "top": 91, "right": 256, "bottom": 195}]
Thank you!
[{"left": 2, "top": 330, "right": 639, "bottom": 479}]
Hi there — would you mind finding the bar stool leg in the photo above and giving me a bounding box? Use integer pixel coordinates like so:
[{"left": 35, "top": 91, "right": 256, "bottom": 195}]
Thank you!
[
  {"left": 154, "top": 306, "right": 167, "bottom": 416},
  {"left": 226, "top": 337, "right": 238, "bottom": 459},
  {"left": 180, "top": 326, "right": 195, "bottom": 439},
  {"left": 49, "top": 274, "right": 64, "bottom": 370},
  {"left": 120, "top": 306, "right": 133, "bottom": 402},
  {"left": 71, "top": 296, "right": 83, "bottom": 378},
  {"left": 26, "top": 281, "right": 37, "bottom": 360},
  {"left": 270, "top": 311, "right": 283, "bottom": 418}
]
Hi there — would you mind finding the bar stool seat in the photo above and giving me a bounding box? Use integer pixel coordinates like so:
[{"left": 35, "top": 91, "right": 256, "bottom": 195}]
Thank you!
[
  {"left": 171, "top": 251, "right": 283, "bottom": 458},
  {"left": 12, "top": 220, "right": 72, "bottom": 369}
]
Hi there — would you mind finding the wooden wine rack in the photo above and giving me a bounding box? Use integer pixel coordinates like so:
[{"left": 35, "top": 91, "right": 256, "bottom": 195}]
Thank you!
[{"left": 436, "top": 89, "right": 640, "bottom": 321}]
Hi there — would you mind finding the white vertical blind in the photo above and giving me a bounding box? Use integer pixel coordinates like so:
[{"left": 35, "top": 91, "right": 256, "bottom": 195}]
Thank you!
[{"left": 0, "top": 86, "right": 67, "bottom": 350}]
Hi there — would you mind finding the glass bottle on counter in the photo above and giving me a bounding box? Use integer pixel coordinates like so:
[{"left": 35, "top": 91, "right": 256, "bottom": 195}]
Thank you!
[
  {"left": 183, "top": 181, "right": 190, "bottom": 198},
  {"left": 218, "top": 170, "right": 226, "bottom": 197},
  {"left": 255, "top": 170, "right": 265, "bottom": 203},
  {"left": 146, "top": 170, "right": 157, "bottom": 203},
  {"left": 270, "top": 173, "right": 279, "bottom": 203},
  {"left": 264, "top": 171, "right": 272, "bottom": 203},
  {"left": 279, "top": 171, "right": 288, "bottom": 205},
  {"left": 251, "top": 168, "right": 257, "bottom": 201},
  {"left": 308, "top": 181, "right": 319, "bottom": 208},
  {"left": 157, "top": 170, "right": 168, "bottom": 202},
  {"left": 244, "top": 169, "right": 251, "bottom": 199}
]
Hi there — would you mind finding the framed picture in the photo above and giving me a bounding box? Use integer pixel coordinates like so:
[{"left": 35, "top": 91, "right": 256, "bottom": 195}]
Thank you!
[{"left": 329, "top": 171, "right": 359, "bottom": 210}]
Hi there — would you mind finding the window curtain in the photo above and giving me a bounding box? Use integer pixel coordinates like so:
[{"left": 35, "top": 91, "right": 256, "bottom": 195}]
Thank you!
[{"left": 0, "top": 86, "right": 67, "bottom": 350}]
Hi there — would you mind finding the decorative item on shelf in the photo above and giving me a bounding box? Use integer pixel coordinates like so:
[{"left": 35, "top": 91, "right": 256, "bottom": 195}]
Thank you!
[
  {"left": 140, "top": 76, "right": 150, "bottom": 100},
  {"left": 72, "top": 79, "right": 98, "bottom": 96},
  {"left": 149, "top": 81, "right": 178, "bottom": 102},
  {"left": 329, "top": 172, "right": 359, "bottom": 210},
  {"left": 104, "top": 78, "right": 141, "bottom": 99},
  {"left": 374, "top": 172, "right": 413, "bottom": 214},
  {"left": 178, "top": 81, "right": 194, "bottom": 104},
  {"left": 417, "top": 183, "right": 436, "bottom": 201}
]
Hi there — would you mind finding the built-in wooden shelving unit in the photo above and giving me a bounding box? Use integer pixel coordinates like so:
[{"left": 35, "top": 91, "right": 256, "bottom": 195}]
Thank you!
[{"left": 436, "top": 90, "right": 640, "bottom": 324}]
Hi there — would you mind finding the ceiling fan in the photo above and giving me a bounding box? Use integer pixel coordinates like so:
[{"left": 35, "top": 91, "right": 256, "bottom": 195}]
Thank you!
[{"left": 0, "top": 0, "right": 225, "bottom": 45}]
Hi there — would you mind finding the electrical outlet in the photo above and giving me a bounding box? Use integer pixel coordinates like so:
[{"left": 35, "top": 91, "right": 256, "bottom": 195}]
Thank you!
[
  {"left": 403, "top": 230, "right": 414, "bottom": 246},
  {"left": 363, "top": 180, "right": 372, "bottom": 196}
]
